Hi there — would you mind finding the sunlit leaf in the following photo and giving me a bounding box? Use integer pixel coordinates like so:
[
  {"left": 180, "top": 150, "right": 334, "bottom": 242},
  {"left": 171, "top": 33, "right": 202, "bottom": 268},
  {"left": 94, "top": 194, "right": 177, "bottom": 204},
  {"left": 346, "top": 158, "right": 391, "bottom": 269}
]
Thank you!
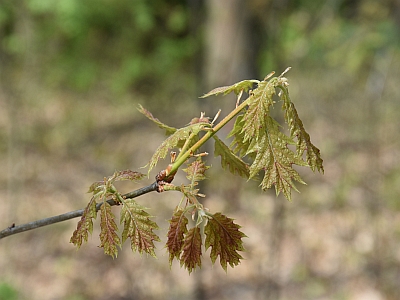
[
  {"left": 99, "top": 202, "right": 120, "bottom": 258},
  {"left": 204, "top": 213, "right": 246, "bottom": 272},
  {"left": 226, "top": 73, "right": 320, "bottom": 200},
  {"left": 247, "top": 117, "right": 307, "bottom": 200},
  {"left": 120, "top": 198, "right": 160, "bottom": 257},
  {"left": 148, "top": 122, "right": 208, "bottom": 174},
  {"left": 240, "top": 80, "right": 276, "bottom": 143},
  {"left": 180, "top": 227, "right": 202, "bottom": 274},
  {"left": 166, "top": 209, "right": 188, "bottom": 266},
  {"left": 200, "top": 79, "right": 259, "bottom": 98}
]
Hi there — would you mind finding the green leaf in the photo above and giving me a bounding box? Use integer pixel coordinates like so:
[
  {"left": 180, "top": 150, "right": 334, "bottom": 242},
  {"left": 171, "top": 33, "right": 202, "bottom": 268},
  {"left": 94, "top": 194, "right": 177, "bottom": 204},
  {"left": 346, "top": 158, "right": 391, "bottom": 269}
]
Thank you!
[
  {"left": 70, "top": 196, "right": 97, "bottom": 248},
  {"left": 166, "top": 209, "right": 188, "bottom": 266},
  {"left": 204, "top": 213, "right": 246, "bottom": 272},
  {"left": 226, "top": 72, "right": 319, "bottom": 200},
  {"left": 180, "top": 227, "right": 202, "bottom": 274},
  {"left": 99, "top": 202, "right": 121, "bottom": 258},
  {"left": 228, "top": 114, "right": 255, "bottom": 158},
  {"left": 240, "top": 80, "right": 276, "bottom": 144},
  {"left": 87, "top": 181, "right": 104, "bottom": 194},
  {"left": 182, "top": 157, "right": 210, "bottom": 183},
  {"left": 282, "top": 101, "right": 324, "bottom": 173},
  {"left": 248, "top": 117, "right": 307, "bottom": 200},
  {"left": 148, "top": 122, "right": 208, "bottom": 174},
  {"left": 200, "top": 79, "right": 259, "bottom": 98},
  {"left": 213, "top": 135, "right": 249, "bottom": 179},
  {"left": 120, "top": 198, "right": 160, "bottom": 258},
  {"left": 138, "top": 104, "right": 177, "bottom": 136}
]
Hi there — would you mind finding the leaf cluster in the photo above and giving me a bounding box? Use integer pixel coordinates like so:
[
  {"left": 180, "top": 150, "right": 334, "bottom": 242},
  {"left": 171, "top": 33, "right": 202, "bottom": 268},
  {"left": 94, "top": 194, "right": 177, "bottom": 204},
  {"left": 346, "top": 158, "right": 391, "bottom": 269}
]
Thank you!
[
  {"left": 70, "top": 170, "right": 160, "bottom": 258},
  {"left": 71, "top": 69, "right": 323, "bottom": 273},
  {"left": 201, "top": 69, "right": 324, "bottom": 200},
  {"left": 166, "top": 208, "right": 246, "bottom": 273}
]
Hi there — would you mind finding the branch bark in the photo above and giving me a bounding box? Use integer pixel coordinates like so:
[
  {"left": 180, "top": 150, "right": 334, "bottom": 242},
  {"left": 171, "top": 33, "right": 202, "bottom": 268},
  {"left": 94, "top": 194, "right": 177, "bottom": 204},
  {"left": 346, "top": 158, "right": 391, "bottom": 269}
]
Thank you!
[{"left": 0, "top": 182, "right": 158, "bottom": 240}]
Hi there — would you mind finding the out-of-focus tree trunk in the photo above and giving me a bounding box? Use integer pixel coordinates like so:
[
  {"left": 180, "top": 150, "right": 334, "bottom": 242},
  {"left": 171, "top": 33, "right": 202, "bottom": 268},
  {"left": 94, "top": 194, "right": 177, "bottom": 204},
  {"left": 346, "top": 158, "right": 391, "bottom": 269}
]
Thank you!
[
  {"left": 193, "top": 1, "right": 260, "bottom": 299},
  {"left": 204, "top": 0, "right": 258, "bottom": 89},
  {"left": 201, "top": 1, "right": 291, "bottom": 299}
]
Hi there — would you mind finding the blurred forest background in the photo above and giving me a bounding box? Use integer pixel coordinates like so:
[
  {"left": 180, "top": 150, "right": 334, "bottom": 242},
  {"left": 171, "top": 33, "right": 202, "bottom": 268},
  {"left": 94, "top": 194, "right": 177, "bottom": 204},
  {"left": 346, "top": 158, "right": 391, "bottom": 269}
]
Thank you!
[{"left": 1, "top": 0, "right": 400, "bottom": 299}]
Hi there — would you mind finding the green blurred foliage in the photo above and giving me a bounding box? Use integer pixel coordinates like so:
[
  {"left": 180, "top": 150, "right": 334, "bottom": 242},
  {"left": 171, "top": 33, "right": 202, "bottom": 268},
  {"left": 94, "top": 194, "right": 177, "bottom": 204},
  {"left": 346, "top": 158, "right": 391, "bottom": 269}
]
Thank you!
[
  {"left": 1, "top": 0, "right": 195, "bottom": 96},
  {"left": 0, "top": 282, "right": 18, "bottom": 300}
]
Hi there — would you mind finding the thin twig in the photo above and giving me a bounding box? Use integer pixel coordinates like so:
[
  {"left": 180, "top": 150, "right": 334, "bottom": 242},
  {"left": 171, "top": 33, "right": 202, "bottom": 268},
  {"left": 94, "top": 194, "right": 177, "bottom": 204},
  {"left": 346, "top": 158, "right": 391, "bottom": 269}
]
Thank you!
[{"left": 0, "top": 182, "right": 158, "bottom": 240}]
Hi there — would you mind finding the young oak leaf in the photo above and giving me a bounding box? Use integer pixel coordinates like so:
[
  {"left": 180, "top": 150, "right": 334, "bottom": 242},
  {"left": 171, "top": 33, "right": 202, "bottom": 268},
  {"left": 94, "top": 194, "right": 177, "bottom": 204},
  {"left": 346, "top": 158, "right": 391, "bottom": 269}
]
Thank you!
[
  {"left": 120, "top": 198, "right": 160, "bottom": 258},
  {"left": 112, "top": 170, "right": 146, "bottom": 182},
  {"left": 213, "top": 135, "right": 250, "bottom": 179},
  {"left": 204, "top": 213, "right": 246, "bottom": 272},
  {"left": 282, "top": 101, "right": 324, "bottom": 173},
  {"left": 248, "top": 117, "right": 308, "bottom": 201},
  {"left": 138, "top": 104, "right": 177, "bottom": 136},
  {"left": 182, "top": 157, "right": 210, "bottom": 183},
  {"left": 148, "top": 122, "right": 209, "bottom": 174},
  {"left": 87, "top": 181, "right": 104, "bottom": 194},
  {"left": 228, "top": 115, "right": 256, "bottom": 158},
  {"left": 166, "top": 209, "right": 188, "bottom": 266},
  {"left": 240, "top": 80, "right": 276, "bottom": 144},
  {"left": 99, "top": 202, "right": 121, "bottom": 258},
  {"left": 200, "top": 79, "right": 259, "bottom": 98},
  {"left": 180, "top": 227, "right": 202, "bottom": 274},
  {"left": 70, "top": 196, "right": 97, "bottom": 248}
]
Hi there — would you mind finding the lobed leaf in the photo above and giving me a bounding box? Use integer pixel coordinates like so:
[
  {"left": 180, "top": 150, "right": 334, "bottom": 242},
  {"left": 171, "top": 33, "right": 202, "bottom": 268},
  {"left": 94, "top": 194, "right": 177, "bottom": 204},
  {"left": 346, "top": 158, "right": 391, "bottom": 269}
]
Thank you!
[
  {"left": 200, "top": 79, "right": 259, "bottom": 98},
  {"left": 204, "top": 213, "right": 246, "bottom": 272},
  {"left": 120, "top": 198, "right": 160, "bottom": 258},
  {"left": 70, "top": 196, "right": 98, "bottom": 248},
  {"left": 166, "top": 209, "right": 188, "bottom": 266},
  {"left": 247, "top": 117, "right": 307, "bottom": 200},
  {"left": 112, "top": 170, "right": 146, "bottom": 182},
  {"left": 179, "top": 185, "right": 201, "bottom": 205},
  {"left": 138, "top": 104, "right": 177, "bottom": 136},
  {"left": 148, "top": 122, "right": 208, "bottom": 174},
  {"left": 240, "top": 80, "right": 276, "bottom": 144},
  {"left": 180, "top": 227, "right": 202, "bottom": 274},
  {"left": 282, "top": 100, "right": 324, "bottom": 173},
  {"left": 182, "top": 157, "right": 210, "bottom": 183},
  {"left": 87, "top": 181, "right": 104, "bottom": 194},
  {"left": 99, "top": 202, "right": 121, "bottom": 258},
  {"left": 213, "top": 135, "right": 249, "bottom": 179},
  {"left": 228, "top": 115, "right": 255, "bottom": 158},
  {"left": 226, "top": 73, "right": 319, "bottom": 200}
]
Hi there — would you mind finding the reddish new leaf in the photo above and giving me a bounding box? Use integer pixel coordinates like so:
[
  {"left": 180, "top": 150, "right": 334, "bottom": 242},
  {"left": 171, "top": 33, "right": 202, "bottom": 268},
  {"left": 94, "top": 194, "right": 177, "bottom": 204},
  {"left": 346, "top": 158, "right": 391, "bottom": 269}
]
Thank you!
[
  {"left": 70, "top": 196, "right": 97, "bottom": 248},
  {"left": 182, "top": 157, "right": 209, "bottom": 183},
  {"left": 112, "top": 170, "right": 146, "bottom": 182},
  {"left": 180, "top": 227, "right": 202, "bottom": 274},
  {"left": 120, "top": 199, "right": 160, "bottom": 258},
  {"left": 204, "top": 213, "right": 246, "bottom": 272},
  {"left": 99, "top": 202, "right": 121, "bottom": 258},
  {"left": 166, "top": 209, "right": 188, "bottom": 266}
]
